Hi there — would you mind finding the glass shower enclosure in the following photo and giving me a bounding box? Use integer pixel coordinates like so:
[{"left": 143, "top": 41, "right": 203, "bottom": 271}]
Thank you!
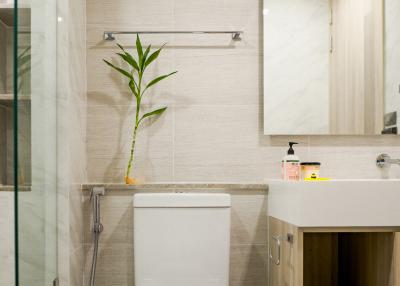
[{"left": 0, "top": 0, "right": 58, "bottom": 284}]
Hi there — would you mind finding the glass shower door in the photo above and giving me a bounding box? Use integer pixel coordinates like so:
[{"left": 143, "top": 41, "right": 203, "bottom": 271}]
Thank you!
[
  {"left": 0, "top": 1, "right": 19, "bottom": 285},
  {"left": 13, "top": 0, "right": 58, "bottom": 284}
]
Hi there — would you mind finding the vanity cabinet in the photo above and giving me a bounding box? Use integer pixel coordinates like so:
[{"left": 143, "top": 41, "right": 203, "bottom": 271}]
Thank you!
[
  {"left": 269, "top": 216, "right": 400, "bottom": 286},
  {"left": 269, "top": 217, "right": 300, "bottom": 286}
]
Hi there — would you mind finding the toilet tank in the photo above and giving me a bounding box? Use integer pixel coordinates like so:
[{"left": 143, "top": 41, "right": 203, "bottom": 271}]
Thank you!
[{"left": 133, "top": 193, "right": 231, "bottom": 286}]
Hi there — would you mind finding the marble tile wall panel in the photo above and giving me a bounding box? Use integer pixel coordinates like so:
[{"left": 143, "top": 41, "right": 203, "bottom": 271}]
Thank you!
[
  {"left": 384, "top": 0, "right": 400, "bottom": 115},
  {"left": 57, "top": 0, "right": 87, "bottom": 284},
  {"left": 0, "top": 192, "right": 14, "bottom": 286},
  {"left": 264, "top": 0, "right": 329, "bottom": 135}
]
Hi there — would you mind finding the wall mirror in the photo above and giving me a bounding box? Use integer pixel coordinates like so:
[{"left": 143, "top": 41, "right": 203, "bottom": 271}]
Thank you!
[{"left": 263, "top": 0, "right": 400, "bottom": 135}]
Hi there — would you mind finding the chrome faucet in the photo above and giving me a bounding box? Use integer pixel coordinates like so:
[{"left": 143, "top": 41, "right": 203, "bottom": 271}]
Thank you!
[{"left": 376, "top": 154, "right": 400, "bottom": 168}]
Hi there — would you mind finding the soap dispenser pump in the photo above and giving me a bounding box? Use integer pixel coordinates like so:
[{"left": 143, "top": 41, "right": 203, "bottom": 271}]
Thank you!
[{"left": 282, "top": 142, "right": 300, "bottom": 181}]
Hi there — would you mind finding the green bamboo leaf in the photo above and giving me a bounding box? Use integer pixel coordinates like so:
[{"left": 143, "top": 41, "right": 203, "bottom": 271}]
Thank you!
[
  {"left": 129, "top": 80, "right": 139, "bottom": 98},
  {"left": 103, "top": 59, "right": 133, "bottom": 80},
  {"left": 116, "top": 43, "right": 127, "bottom": 53},
  {"left": 117, "top": 44, "right": 140, "bottom": 70},
  {"left": 144, "top": 71, "right": 177, "bottom": 92},
  {"left": 141, "top": 45, "right": 151, "bottom": 71},
  {"left": 144, "top": 44, "right": 165, "bottom": 69},
  {"left": 136, "top": 35, "right": 143, "bottom": 66},
  {"left": 139, "top": 107, "right": 167, "bottom": 123},
  {"left": 116, "top": 52, "right": 139, "bottom": 71}
]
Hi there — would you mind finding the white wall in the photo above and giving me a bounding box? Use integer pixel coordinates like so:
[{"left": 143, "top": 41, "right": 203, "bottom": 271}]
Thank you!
[{"left": 86, "top": 0, "right": 400, "bottom": 184}]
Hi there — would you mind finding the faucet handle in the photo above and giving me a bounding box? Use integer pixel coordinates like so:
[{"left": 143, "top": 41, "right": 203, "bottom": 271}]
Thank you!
[
  {"left": 90, "top": 186, "right": 105, "bottom": 201},
  {"left": 377, "top": 153, "right": 392, "bottom": 168}
]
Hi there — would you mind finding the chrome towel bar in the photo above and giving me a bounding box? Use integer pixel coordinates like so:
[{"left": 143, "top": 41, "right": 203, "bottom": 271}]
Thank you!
[{"left": 103, "top": 30, "right": 243, "bottom": 41}]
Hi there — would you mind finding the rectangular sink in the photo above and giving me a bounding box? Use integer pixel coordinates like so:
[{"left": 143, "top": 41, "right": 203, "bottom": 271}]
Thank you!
[{"left": 268, "top": 180, "right": 400, "bottom": 227}]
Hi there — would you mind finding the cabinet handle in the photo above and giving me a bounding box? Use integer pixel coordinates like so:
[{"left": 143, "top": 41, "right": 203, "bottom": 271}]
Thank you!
[{"left": 269, "top": 235, "right": 281, "bottom": 265}]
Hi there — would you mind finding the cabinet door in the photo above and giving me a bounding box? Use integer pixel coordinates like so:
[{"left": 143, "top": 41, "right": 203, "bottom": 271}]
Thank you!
[
  {"left": 269, "top": 216, "right": 283, "bottom": 286},
  {"left": 269, "top": 217, "right": 301, "bottom": 286}
]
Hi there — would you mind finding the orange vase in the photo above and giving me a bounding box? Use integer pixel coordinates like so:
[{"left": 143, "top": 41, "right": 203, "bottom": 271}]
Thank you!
[{"left": 125, "top": 176, "right": 137, "bottom": 185}]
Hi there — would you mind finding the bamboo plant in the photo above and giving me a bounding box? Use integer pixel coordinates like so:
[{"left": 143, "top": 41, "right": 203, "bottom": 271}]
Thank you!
[{"left": 103, "top": 35, "right": 177, "bottom": 184}]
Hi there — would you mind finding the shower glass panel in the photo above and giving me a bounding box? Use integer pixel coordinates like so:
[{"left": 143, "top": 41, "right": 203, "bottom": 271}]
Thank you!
[
  {"left": 0, "top": 0, "right": 17, "bottom": 285},
  {"left": 6, "top": 0, "right": 58, "bottom": 284}
]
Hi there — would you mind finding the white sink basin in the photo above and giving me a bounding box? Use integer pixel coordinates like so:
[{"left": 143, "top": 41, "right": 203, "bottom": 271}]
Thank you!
[{"left": 268, "top": 179, "right": 400, "bottom": 227}]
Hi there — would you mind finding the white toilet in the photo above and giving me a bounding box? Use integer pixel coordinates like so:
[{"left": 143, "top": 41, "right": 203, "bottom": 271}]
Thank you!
[{"left": 133, "top": 193, "right": 231, "bottom": 286}]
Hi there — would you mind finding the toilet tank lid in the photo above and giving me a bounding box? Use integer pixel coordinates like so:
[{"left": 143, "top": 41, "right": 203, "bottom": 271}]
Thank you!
[{"left": 133, "top": 193, "right": 231, "bottom": 208}]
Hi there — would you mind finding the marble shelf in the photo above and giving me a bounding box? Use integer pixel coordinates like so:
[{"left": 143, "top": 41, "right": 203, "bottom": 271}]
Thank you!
[{"left": 82, "top": 182, "right": 268, "bottom": 192}]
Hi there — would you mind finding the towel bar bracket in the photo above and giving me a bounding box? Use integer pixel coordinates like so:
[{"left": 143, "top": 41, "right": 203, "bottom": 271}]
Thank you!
[{"left": 103, "top": 31, "right": 243, "bottom": 41}]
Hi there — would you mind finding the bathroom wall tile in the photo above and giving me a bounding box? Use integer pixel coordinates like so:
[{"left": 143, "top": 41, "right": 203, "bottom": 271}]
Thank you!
[
  {"left": 231, "top": 193, "right": 268, "bottom": 245},
  {"left": 308, "top": 135, "right": 400, "bottom": 146},
  {"left": 306, "top": 146, "right": 400, "bottom": 179},
  {"left": 86, "top": 104, "right": 172, "bottom": 141},
  {"left": 173, "top": 105, "right": 309, "bottom": 182},
  {"left": 87, "top": 104, "right": 173, "bottom": 183},
  {"left": 229, "top": 244, "right": 268, "bottom": 286},
  {"left": 171, "top": 0, "right": 261, "bottom": 107},
  {"left": 87, "top": 0, "right": 174, "bottom": 27},
  {"left": 173, "top": 0, "right": 259, "bottom": 31},
  {"left": 83, "top": 242, "right": 134, "bottom": 286},
  {"left": 83, "top": 193, "right": 133, "bottom": 244},
  {"left": 87, "top": 156, "right": 171, "bottom": 183},
  {"left": 172, "top": 54, "right": 261, "bottom": 106}
]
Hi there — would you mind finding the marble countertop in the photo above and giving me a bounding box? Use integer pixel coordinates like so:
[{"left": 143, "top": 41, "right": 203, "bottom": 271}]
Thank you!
[{"left": 82, "top": 183, "right": 268, "bottom": 192}]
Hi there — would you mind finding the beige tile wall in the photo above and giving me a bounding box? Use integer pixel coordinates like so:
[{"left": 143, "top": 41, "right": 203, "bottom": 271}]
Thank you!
[
  {"left": 83, "top": 189, "right": 268, "bottom": 286},
  {"left": 86, "top": 0, "right": 400, "bottom": 184}
]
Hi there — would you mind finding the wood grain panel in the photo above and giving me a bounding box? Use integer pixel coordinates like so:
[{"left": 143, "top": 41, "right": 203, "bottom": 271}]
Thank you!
[
  {"left": 269, "top": 216, "right": 303, "bottom": 286},
  {"left": 270, "top": 217, "right": 400, "bottom": 286},
  {"left": 330, "top": 0, "right": 383, "bottom": 134},
  {"left": 338, "top": 232, "right": 394, "bottom": 286},
  {"left": 304, "top": 233, "right": 338, "bottom": 286}
]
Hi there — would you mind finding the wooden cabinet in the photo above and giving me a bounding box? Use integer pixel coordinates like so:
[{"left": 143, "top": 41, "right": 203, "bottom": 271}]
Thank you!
[
  {"left": 269, "top": 217, "right": 302, "bottom": 286},
  {"left": 269, "top": 216, "right": 400, "bottom": 286}
]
